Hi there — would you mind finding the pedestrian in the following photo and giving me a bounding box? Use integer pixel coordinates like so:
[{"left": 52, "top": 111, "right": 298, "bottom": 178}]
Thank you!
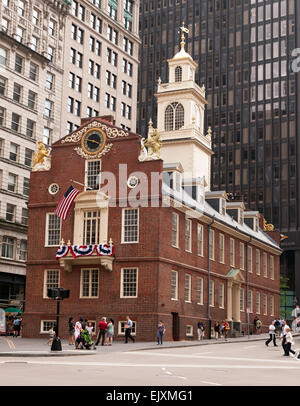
[
  {"left": 82, "top": 318, "right": 87, "bottom": 330},
  {"left": 283, "top": 327, "right": 297, "bottom": 357},
  {"left": 13, "top": 317, "right": 21, "bottom": 337},
  {"left": 124, "top": 315, "right": 135, "bottom": 343},
  {"left": 256, "top": 317, "right": 262, "bottom": 334},
  {"left": 274, "top": 317, "right": 281, "bottom": 337},
  {"left": 157, "top": 320, "right": 166, "bottom": 345},
  {"left": 68, "top": 317, "right": 75, "bottom": 345},
  {"left": 223, "top": 319, "right": 230, "bottom": 341},
  {"left": 280, "top": 319, "right": 289, "bottom": 355},
  {"left": 214, "top": 321, "right": 220, "bottom": 340},
  {"left": 265, "top": 321, "right": 277, "bottom": 347},
  {"left": 95, "top": 317, "right": 108, "bottom": 346},
  {"left": 197, "top": 321, "right": 205, "bottom": 341},
  {"left": 106, "top": 319, "right": 114, "bottom": 346},
  {"left": 86, "top": 322, "right": 94, "bottom": 338},
  {"left": 47, "top": 324, "right": 55, "bottom": 346},
  {"left": 253, "top": 315, "right": 258, "bottom": 334},
  {"left": 74, "top": 317, "right": 83, "bottom": 349}
]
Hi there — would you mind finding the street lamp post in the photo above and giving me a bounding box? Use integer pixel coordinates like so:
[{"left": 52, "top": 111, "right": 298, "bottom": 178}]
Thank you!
[{"left": 47, "top": 288, "right": 70, "bottom": 352}]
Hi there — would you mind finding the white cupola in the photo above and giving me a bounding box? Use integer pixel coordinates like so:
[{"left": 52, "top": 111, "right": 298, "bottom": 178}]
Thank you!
[{"left": 155, "top": 23, "right": 213, "bottom": 191}]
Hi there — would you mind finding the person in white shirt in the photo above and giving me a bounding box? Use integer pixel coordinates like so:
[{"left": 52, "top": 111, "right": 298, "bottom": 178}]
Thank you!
[
  {"left": 280, "top": 320, "right": 289, "bottom": 353},
  {"left": 284, "top": 327, "right": 296, "bottom": 357},
  {"left": 74, "top": 318, "right": 83, "bottom": 349},
  {"left": 265, "top": 321, "right": 277, "bottom": 347}
]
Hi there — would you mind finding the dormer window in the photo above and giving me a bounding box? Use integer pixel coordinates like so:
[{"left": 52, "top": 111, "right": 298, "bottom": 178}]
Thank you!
[
  {"left": 220, "top": 198, "right": 226, "bottom": 215},
  {"left": 163, "top": 171, "right": 181, "bottom": 193},
  {"left": 164, "top": 102, "right": 184, "bottom": 131},
  {"left": 175, "top": 66, "right": 182, "bottom": 82}
]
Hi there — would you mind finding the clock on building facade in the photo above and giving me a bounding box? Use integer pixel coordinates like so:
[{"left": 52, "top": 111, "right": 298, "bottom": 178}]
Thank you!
[{"left": 81, "top": 128, "right": 106, "bottom": 155}]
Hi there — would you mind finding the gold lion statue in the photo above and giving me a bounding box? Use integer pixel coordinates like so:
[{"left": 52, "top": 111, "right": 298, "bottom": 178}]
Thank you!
[{"left": 32, "top": 141, "right": 51, "bottom": 170}]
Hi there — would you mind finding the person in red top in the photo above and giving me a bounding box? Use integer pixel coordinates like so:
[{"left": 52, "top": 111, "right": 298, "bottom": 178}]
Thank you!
[{"left": 95, "top": 317, "right": 108, "bottom": 346}]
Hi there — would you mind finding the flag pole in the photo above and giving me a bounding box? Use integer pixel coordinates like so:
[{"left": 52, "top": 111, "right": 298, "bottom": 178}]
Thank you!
[{"left": 70, "top": 179, "right": 93, "bottom": 190}]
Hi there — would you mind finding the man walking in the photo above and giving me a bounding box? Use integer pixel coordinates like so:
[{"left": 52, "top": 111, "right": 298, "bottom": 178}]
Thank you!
[
  {"left": 265, "top": 321, "right": 277, "bottom": 347},
  {"left": 197, "top": 321, "right": 205, "bottom": 341},
  {"left": 124, "top": 315, "right": 135, "bottom": 343},
  {"left": 95, "top": 317, "right": 108, "bottom": 346},
  {"left": 280, "top": 319, "right": 289, "bottom": 354}
]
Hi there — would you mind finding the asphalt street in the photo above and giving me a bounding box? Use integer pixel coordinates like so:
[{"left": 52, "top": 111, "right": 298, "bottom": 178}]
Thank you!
[{"left": 0, "top": 335, "right": 300, "bottom": 386}]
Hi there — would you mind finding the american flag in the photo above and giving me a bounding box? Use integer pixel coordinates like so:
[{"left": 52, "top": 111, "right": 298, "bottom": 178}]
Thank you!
[{"left": 55, "top": 185, "right": 80, "bottom": 220}]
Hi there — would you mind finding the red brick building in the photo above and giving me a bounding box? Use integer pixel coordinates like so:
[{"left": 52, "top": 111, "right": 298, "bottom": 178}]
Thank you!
[{"left": 23, "top": 43, "right": 281, "bottom": 341}]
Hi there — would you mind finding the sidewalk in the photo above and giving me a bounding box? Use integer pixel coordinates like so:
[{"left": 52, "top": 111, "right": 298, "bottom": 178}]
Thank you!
[{"left": 1, "top": 332, "right": 298, "bottom": 357}]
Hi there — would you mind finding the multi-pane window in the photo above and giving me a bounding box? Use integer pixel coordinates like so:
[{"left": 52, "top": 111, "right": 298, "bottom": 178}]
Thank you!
[
  {"left": 240, "top": 243, "right": 244, "bottom": 269},
  {"left": 118, "top": 321, "right": 136, "bottom": 336},
  {"left": 26, "top": 119, "right": 35, "bottom": 138},
  {"left": 240, "top": 288, "right": 244, "bottom": 311},
  {"left": 81, "top": 269, "right": 99, "bottom": 298},
  {"left": 33, "top": 7, "right": 40, "bottom": 23},
  {"left": 0, "top": 77, "right": 6, "bottom": 95},
  {"left": 175, "top": 66, "right": 182, "bottom": 82},
  {"left": 209, "top": 229, "right": 214, "bottom": 260},
  {"left": 46, "top": 213, "right": 61, "bottom": 246},
  {"left": 122, "top": 208, "right": 139, "bottom": 243},
  {"left": 270, "top": 256, "right": 274, "bottom": 280},
  {"left": 86, "top": 160, "right": 100, "bottom": 190},
  {"left": 230, "top": 239, "right": 235, "bottom": 267},
  {"left": 24, "top": 148, "right": 33, "bottom": 166},
  {"left": 197, "top": 224, "right": 203, "bottom": 256},
  {"left": 46, "top": 73, "right": 54, "bottom": 90},
  {"left": 28, "top": 91, "right": 36, "bottom": 109},
  {"left": 184, "top": 274, "right": 192, "bottom": 302},
  {"left": 9, "top": 143, "right": 18, "bottom": 161},
  {"left": 21, "top": 207, "right": 28, "bottom": 225},
  {"left": 219, "top": 234, "right": 225, "bottom": 263},
  {"left": 29, "top": 63, "right": 38, "bottom": 81},
  {"left": 13, "top": 83, "right": 22, "bottom": 103},
  {"left": 23, "top": 177, "right": 30, "bottom": 196},
  {"left": 108, "top": 0, "right": 118, "bottom": 19},
  {"left": 121, "top": 268, "right": 138, "bottom": 297},
  {"left": 256, "top": 292, "right": 260, "bottom": 314},
  {"left": 1, "top": 236, "right": 14, "bottom": 258},
  {"left": 44, "top": 270, "right": 59, "bottom": 298},
  {"left": 19, "top": 240, "right": 27, "bottom": 261},
  {"left": 171, "top": 270, "right": 178, "bottom": 300},
  {"left": 47, "top": 46, "right": 54, "bottom": 62},
  {"left": 247, "top": 246, "right": 252, "bottom": 272},
  {"left": 83, "top": 211, "right": 101, "bottom": 245},
  {"left": 172, "top": 213, "right": 179, "bottom": 248},
  {"left": 16, "top": 27, "right": 24, "bottom": 42},
  {"left": 263, "top": 294, "right": 267, "bottom": 315},
  {"left": 0, "top": 47, "right": 7, "bottom": 66},
  {"left": 263, "top": 253, "right": 268, "bottom": 278},
  {"left": 49, "top": 19, "right": 56, "bottom": 36},
  {"left": 196, "top": 277, "right": 203, "bottom": 305},
  {"left": 255, "top": 249, "right": 260, "bottom": 275},
  {"left": 209, "top": 280, "right": 214, "bottom": 307},
  {"left": 248, "top": 290, "right": 253, "bottom": 313},
  {"left": 6, "top": 203, "right": 15, "bottom": 222},
  {"left": 17, "top": 0, "right": 25, "bottom": 16},
  {"left": 0, "top": 107, "right": 5, "bottom": 126},
  {"left": 219, "top": 283, "right": 225, "bottom": 308},
  {"left": 8, "top": 173, "right": 17, "bottom": 192},
  {"left": 165, "top": 102, "right": 184, "bottom": 131},
  {"left": 185, "top": 219, "right": 192, "bottom": 252},
  {"left": 44, "top": 100, "right": 53, "bottom": 118},
  {"left": 270, "top": 295, "right": 274, "bottom": 316}
]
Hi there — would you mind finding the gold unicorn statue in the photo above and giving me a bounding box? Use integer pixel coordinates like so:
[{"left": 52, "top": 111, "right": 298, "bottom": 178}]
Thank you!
[
  {"left": 140, "top": 119, "right": 162, "bottom": 159},
  {"left": 32, "top": 141, "right": 51, "bottom": 171}
]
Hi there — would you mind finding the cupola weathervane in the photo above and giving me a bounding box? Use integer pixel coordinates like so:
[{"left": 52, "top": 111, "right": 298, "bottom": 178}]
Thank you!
[{"left": 179, "top": 22, "right": 189, "bottom": 50}]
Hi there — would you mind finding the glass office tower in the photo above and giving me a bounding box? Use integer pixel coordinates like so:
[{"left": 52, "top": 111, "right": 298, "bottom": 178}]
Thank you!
[{"left": 138, "top": 0, "right": 299, "bottom": 317}]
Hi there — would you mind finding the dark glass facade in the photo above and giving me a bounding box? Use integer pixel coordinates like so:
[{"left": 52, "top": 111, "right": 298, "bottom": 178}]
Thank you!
[{"left": 138, "top": 0, "right": 300, "bottom": 316}]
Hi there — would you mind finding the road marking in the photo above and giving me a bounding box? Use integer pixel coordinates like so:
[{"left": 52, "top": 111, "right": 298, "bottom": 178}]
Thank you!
[
  {"left": 1, "top": 360, "right": 300, "bottom": 370},
  {"left": 244, "top": 345, "right": 257, "bottom": 349},
  {"left": 194, "top": 352, "right": 213, "bottom": 355},
  {"left": 200, "top": 380, "right": 222, "bottom": 386},
  {"left": 132, "top": 351, "right": 300, "bottom": 365}
]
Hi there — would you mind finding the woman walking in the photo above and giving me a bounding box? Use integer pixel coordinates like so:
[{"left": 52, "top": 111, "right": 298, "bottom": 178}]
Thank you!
[
  {"left": 68, "top": 317, "right": 75, "bottom": 345},
  {"left": 265, "top": 321, "right": 277, "bottom": 347},
  {"left": 157, "top": 320, "right": 166, "bottom": 345},
  {"left": 223, "top": 319, "right": 230, "bottom": 341},
  {"left": 106, "top": 319, "right": 114, "bottom": 346},
  {"left": 284, "top": 327, "right": 296, "bottom": 357}
]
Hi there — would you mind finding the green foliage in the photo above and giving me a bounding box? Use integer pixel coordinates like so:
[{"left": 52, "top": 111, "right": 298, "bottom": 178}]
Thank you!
[{"left": 280, "top": 275, "right": 290, "bottom": 290}]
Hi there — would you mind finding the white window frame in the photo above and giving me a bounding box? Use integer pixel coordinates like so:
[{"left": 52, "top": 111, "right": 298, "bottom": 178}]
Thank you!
[
  {"left": 43, "top": 269, "right": 60, "bottom": 299},
  {"left": 270, "top": 295, "right": 274, "bottom": 316},
  {"left": 118, "top": 321, "right": 136, "bottom": 336},
  {"left": 219, "top": 283, "right": 225, "bottom": 308},
  {"left": 263, "top": 253, "right": 268, "bottom": 278},
  {"left": 186, "top": 325, "right": 193, "bottom": 337},
  {"left": 45, "top": 213, "right": 61, "bottom": 247},
  {"left": 240, "top": 288, "right": 244, "bottom": 311},
  {"left": 256, "top": 249, "right": 261, "bottom": 275},
  {"left": 196, "top": 277, "right": 203, "bottom": 305},
  {"left": 184, "top": 274, "right": 192, "bottom": 303},
  {"left": 256, "top": 292, "right": 260, "bottom": 314},
  {"left": 263, "top": 294, "right": 267, "bottom": 315},
  {"left": 230, "top": 238, "right": 235, "bottom": 267},
  {"left": 270, "top": 256, "right": 274, "bottom": 280},
  {"left": 80, "top": 268, "right": 99, "bottom": 298},
  {"left": 219, "top": 234, "right": 225, "bottom": 264},
  {"left": 247, "top": 246, "right": 252, "bottom": 273},
  {"left": 120, "top": 267, "right": 138, "bottom": 298},
  {"left": 85, "top": 159, "right": 101, "bottom": 191},
  {"left": 197, "top": 224, "right": 203, "bottom": 256},
  {"left": 209, "top": 280, "right": 214, "bottom": 307},
  {"left": 40, "top": 320, "right": 56, "bottom": 334},
  {"left": 185, "top": 219, "right": 192, "bottom": 252},
  {"left": 248, "top": 290, "right": 253, "bottom": 313},
  {"left": 171, "top": 212, "right": 179, "bottom": 248},
  {"left": 171, "top": 270, "right": 178, "bottom": 301},
  {"left": 240, "top": 242, "right": 245, "bottom": 270},
  {"left": 121, "top": 208, "right": 139, "bottom": 243},
  {"left": 209, "top": 229, "right": 215, "bottom": 260}
]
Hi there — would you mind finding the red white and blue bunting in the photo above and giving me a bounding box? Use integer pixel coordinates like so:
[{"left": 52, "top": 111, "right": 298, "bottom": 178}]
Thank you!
[{"left": 56, "top": 244, "right": 114, "bottom": 260}]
